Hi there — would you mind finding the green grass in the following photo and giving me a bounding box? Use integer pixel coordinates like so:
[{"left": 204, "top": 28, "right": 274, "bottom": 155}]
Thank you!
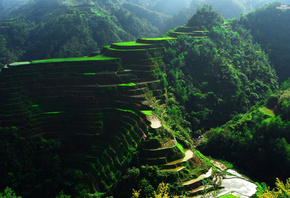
[
  {"left": 219, "top": 194, "right": 240, "bottom": 198},
  {"left": 9, "top": 55, "right": 117, "bottom": 66},
  {"left": 173, "top": 32, "right": 196, "bottom": 35},
  {"left": 141, "top": 110, "right": 153, "bottom": 116},
  {"left": 259, "top": 106, "right": 275, "bottom": 117},
  {"left": 118, "top": 83, "right": 136, "bottom": 87},
  {"left": 106, "top": 47, "right": 149, "bottom": 52},
  {"left": 176, "top": 142, "right": 185, "bottom": 154},
  {"left": 112, "top": 108, "right": 138, "bottom": 116},
  {"left": 43, "top": 111, "right": 64, "bottom": 115},
  {"left": 194, "top": 150, "right": 212, "bottom": 167},
  {"left": 113, "top": 41, "right": 151, "bottom": 46},
  {"left": 139, "top": 37, "right": 176, "bottom": 41},
  {"left": 84, "top": 73, "right": 96, "bottom": 75}
]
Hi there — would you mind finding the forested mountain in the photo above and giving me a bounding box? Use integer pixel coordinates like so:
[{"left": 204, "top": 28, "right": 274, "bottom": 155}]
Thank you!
[
  {"left": 164, "top": 5, "right": 278, "bottom": 133},
  {"left": 236, "top": 2, "right": 290, "bottom": 82},
  {"left": 1, "top": 0, "right": 288, "bottom": 68},
  {"left": 192, "top": 1, "right": 290, "bottom": 190},
  {"left": 165, "top": 0, "right": 290, "bottom": 31},
  {"left": 0, "top": 0, "right": 168, "bottom": 67},
  {"left": 0, "top": 1, "right": 290, "bottom": 198},
  {"left": 0, "top": 0, "right": 26, "bottom": 20}
]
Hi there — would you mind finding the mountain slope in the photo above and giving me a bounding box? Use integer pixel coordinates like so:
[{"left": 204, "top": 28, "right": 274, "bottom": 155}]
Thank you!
[
  {"left": 164, "top": 5, "right": 278, "bottom": 132},
  {"left": 198, "top": 89, "right": 290, "bottom": 185},
  {"left": 0, "top": 0, "right": 167, "bottom": 67},
  {"left": 0, "top": 2, "right": 286, "bottom": 197},
  {"left": 164, "top": 0, "right": 290, "bottom": 32},
  {"left": 236, "top": 2, "right": 290, "bottom": 82}
]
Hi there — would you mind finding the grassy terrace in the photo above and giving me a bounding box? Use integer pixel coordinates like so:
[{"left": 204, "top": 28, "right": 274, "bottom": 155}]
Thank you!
[
  {"left": 141, "top": 110, "right": 153, "bottom": 116},
  {"left": 165, "top": 150, "right": 193, "bottom": 166},
  {"left": 137, "top": 37, "right": 176, "bottom": 45},
  {"left": 118, "top": 83, "right": 137, "bottom": 87},
  {"left": 138, "top": 37, "right": 176, "bottom": 41},
  {"left": 172, "top": 32, "right": 196, "bottom": 35},
  {"left": 194, "top": 30, "right": 209, "bottom": 32},
  {"left": 112, "top": 41, "right": 152, "bottom": 46},
  {"left": 111, "top": 41, "right": 155, "bottom": 50},
  {"left": 104, "top": 46, "right": 157, "bottom": 52},
  {"left": 8, "top": 55, "right": 118, "bottom": 66},
  {"left": 160, "top": 166, "right": 186, "bottom": 173}
]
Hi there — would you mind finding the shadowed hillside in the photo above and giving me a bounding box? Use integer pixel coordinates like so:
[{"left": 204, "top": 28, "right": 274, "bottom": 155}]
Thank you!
[{"left": 0, "top": 3, "right": 284, "bottom": 198}]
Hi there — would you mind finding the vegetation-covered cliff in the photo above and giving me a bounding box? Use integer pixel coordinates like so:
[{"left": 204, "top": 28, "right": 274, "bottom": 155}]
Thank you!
[
  {"left": 0, "top": 1, "right": 289, "bottom": 198},
  {"left": 165, "top": 5, "right": 278, "bottom": 132}
]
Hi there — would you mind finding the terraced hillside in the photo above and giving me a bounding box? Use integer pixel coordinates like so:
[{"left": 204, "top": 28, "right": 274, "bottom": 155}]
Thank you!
[
  {"left": 169, "top": 26, "right": 209, "bottom": 38},
  {"left": 0, "top": 34, "right": 259, "bottom": 197},
  {"left": 0, "top": 37, "right": 171, "bottom": 191}
]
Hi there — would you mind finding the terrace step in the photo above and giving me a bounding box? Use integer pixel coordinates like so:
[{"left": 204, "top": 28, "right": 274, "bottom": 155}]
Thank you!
[
  {"left": 110, "top": 42, "right": 155, "bottom": 50},
  {"left": 183, "top": 167, "right": 213, "bottom": 187},
  {"left": 186, "top": 185, "right": 215, "bottom": 197},
  {"left": 175, "top": 26, "right": 207, "bottom": 32},
  {"left": 159, "top": 166, "right": 186, "bottom": 173},
  {"left": 165, "top": 150, "right": 193, "bottom": 166},
  {"left": 136, "top": 37, "right": 176, "bottom": 45}
]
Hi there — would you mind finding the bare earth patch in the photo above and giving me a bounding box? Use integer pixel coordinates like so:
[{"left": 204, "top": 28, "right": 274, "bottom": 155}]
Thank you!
[{"left": 147, "top": 114, "right": 162, "bottom": 128}]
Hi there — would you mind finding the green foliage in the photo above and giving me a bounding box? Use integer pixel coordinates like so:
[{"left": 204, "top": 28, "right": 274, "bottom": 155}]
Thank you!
[
  {"left": 187, "top": 5, "right": 224, "bottom": 30},
  {"left": 56, "top": 190, "right": 71, "bottom": 198},
  {"left": 163, "top": 10, "right": 278, "bottom": 132},
  {"left": 219, "top": 194, "right": 240, "bottom": 198},
  {"left": 198, "top": 92, "right": 290, "bottom": 185},
  {"left": 237, "top": 2, "right": 290, "bottom": 81},
  {"left": 281, "top": 78, "right": 290, "bottom": 90},
  {"left": 258, "top": 178, "right": 290, "bottom": 198},
  {"left": 0, "top": 187, "right": 21, "bottom": 198},
  {"left": 0, "top": 127, "right": 92, "bottom": 197},
  {"left": 163, "top": 0, "right": 280, "bottom": 33},
  {"left": 0, "top": 0, "right": 164, "bottom": 66}
]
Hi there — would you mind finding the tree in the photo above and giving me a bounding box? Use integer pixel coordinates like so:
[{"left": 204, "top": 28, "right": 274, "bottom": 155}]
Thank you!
[
  {"left": 0, "top": 187, "right": 21, "bottom": 198},
  {"left": 187, "top": 5, "right": 224, "bottom": 30},
  {"left": 258, "top": 178, "right": 290, "bottom": 198}
]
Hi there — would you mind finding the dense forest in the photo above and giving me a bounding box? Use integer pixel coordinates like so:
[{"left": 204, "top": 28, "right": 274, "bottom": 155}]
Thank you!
[
  {"left": 192, "top": 3, "right": 290, "bottom": 187},
  {"left": 0, "top": 0, "right": 168, "bottom": 66},
  {"left": 237, "top": 2, "right": 290, "bottom": 82},
  {"left": 0, "top": 0, "right": 290, "bottom": 197},
  {"left": 1, "top": 0, "right": 289, "bottom": 68}
]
